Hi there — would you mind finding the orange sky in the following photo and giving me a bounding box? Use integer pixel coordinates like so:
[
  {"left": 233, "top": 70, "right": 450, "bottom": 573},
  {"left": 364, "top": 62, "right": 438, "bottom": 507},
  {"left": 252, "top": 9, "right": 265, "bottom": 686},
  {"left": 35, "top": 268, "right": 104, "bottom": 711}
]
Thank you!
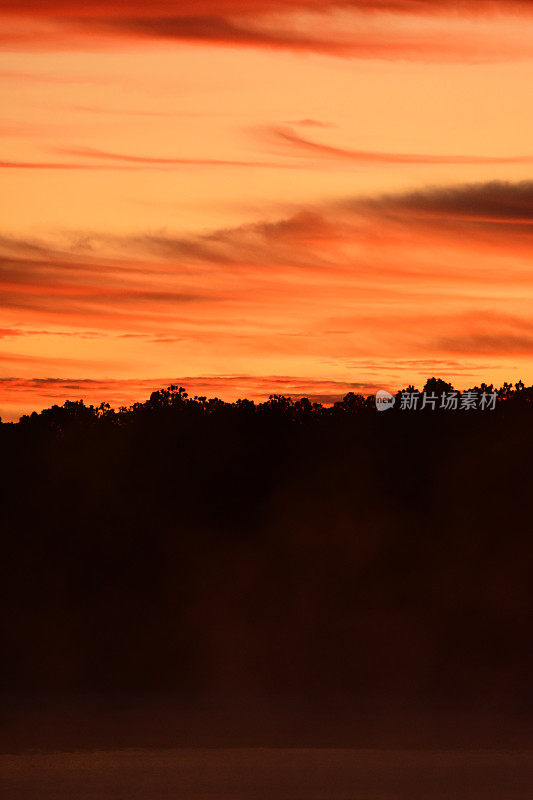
[{"left": 1, "top": 0, "right": 533, "bottom": 420}]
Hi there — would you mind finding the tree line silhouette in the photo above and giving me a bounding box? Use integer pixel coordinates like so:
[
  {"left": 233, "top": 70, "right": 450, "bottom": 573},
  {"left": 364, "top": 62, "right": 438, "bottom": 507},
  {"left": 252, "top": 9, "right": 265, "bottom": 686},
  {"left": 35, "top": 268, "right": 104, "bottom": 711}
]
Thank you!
[
  {"left": 1, "top": 377, "right": 531, "bottom": 747},
  {"left": 4, "top": 376, "right": 532, "bottom": 431}
]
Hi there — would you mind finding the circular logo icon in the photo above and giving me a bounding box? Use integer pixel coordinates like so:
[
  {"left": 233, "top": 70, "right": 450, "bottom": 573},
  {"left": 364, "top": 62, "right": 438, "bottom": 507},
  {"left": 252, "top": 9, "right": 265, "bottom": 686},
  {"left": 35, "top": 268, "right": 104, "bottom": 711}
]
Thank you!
[{"left": 375, "top": 389, "right": 395, "bottom": 411}]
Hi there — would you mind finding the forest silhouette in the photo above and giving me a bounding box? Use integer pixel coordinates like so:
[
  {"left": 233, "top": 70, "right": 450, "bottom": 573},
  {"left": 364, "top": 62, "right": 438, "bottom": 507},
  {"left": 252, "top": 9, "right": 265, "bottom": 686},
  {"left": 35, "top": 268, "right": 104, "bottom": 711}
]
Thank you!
[{"left": 1, "top": 378, "right": 532, "bottom": 749}]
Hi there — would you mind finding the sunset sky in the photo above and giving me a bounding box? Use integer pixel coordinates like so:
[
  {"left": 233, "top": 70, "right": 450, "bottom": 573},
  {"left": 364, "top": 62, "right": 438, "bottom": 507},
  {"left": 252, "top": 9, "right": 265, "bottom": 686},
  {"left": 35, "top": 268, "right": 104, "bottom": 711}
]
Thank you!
[{"left": 1, "top": 0, "right": 533, "bottom": 420}]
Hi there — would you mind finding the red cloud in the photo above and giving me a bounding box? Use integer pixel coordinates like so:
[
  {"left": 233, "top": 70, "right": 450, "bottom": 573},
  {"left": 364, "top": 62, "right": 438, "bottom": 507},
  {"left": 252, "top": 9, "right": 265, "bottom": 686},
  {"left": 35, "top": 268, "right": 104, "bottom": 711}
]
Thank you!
[
  {"left": 3, "top": 1, "right": 533, "bottom": 17},
  {"left": 2, "top": 1, "right": 533, "bottom": 59}
]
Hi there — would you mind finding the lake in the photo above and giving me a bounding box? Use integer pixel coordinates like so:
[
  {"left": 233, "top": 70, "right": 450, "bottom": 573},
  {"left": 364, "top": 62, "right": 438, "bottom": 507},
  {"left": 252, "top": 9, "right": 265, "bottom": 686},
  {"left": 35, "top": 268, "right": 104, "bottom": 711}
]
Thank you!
[{"left": 1, "top": 747, "right": 531, "bottom": 799}]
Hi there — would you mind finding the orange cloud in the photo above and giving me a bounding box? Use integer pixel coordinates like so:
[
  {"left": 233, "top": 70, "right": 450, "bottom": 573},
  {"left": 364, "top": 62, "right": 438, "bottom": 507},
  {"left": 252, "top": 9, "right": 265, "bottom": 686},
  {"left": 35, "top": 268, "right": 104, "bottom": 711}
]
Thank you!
[
  {"left": 2, "top": 180, "right": 533, "bottom": 420},
  {"left": 2, "top": 180, "right": 532, "bottom": 329}
]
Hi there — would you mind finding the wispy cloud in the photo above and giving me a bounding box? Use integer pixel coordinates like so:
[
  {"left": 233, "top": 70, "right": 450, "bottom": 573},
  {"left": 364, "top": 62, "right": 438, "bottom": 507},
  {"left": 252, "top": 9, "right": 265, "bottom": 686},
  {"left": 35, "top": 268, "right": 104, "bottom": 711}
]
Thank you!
[
  {"left": 266, "top": 125, "right": 533, "bottom": 165},
  {"left": 56, "top": 146, "right": 297, "bottom": 169},
  {"left": 0, "top": 160, "right": 143, "bottom": 170},
  {"left": 285, "top": 119, "right": 335, "bottom": 128},
  {"left": 434, "top": 332, "right": 533, "bottom": 355},
  {"left": 352, "top": 180, "right": 533, "bottom": 223}
]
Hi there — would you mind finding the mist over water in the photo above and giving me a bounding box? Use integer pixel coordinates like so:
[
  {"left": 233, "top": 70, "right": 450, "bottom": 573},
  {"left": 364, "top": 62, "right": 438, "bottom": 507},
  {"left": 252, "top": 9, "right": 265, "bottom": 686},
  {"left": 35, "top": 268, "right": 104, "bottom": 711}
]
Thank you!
[{"left": 2, "top": 747, "right": 532, "bottom": 800}]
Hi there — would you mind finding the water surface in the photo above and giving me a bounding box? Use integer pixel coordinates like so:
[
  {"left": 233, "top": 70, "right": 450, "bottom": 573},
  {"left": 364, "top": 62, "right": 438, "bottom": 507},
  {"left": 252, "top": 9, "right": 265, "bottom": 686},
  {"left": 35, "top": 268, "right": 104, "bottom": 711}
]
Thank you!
[{"left": 2, "top": 747, "right": 531, "bottom": 799}]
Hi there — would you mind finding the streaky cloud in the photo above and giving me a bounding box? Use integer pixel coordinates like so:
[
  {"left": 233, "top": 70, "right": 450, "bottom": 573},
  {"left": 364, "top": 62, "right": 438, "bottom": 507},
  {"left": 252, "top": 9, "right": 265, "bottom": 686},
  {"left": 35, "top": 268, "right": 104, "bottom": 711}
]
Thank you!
[
  {"left": 57, "top": 146, "right": 297, "bottom": 169},
  {"left": 267, "top": 125, "right": 533, "bottom": 165}
]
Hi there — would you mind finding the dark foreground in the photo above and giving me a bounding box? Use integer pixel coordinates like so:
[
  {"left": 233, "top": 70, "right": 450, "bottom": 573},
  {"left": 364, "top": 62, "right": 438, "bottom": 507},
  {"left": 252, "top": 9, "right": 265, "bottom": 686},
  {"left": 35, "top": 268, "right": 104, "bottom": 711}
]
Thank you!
[
  {"left": 1, "top": 380, "right": 532, "bottom": 782},
  {"left": 2, "top": 747, "right": 533, "bottom": 800}
]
